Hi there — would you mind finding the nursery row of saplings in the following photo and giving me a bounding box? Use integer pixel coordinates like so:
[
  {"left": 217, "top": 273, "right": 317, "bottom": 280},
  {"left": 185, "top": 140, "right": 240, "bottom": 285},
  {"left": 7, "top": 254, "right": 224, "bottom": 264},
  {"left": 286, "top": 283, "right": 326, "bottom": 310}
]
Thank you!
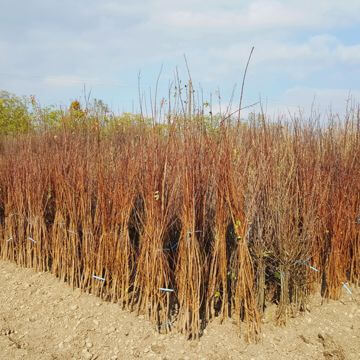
[{"left": 0, "top": 109, "right": 359, "bottom": 341}]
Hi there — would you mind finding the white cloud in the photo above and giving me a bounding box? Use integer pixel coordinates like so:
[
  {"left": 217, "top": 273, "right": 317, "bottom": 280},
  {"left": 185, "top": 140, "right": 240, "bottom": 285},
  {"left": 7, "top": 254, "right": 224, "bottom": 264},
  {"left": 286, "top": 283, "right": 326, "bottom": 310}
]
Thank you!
[
  {"left": 336, "top": 44, "right": 360, "bottom": 64},
  {"left": 266, "top": 87, "right": 360, "bottom": 117},
  {"left": 210, "top": 34, "right": 360, "bottom": 66},
  {"left": 43, "top": 75, "right": 122, "bottom": 88},
  {"left": 197, "top": 34, "right": 360, "bottom": 86},
  {"left": 43, "top": 75, "right": 92, "bottom": 87},
  {"left": 152, "top": 0, "right": 360, "bottom": 34}
]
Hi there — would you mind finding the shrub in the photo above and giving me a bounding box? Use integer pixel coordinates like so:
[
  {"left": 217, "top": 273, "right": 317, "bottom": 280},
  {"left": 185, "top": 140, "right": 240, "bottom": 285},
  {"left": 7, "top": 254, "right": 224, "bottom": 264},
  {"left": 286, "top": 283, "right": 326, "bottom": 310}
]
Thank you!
[{"left": 0, "top": 91, "right": 33, "bottom": 135}]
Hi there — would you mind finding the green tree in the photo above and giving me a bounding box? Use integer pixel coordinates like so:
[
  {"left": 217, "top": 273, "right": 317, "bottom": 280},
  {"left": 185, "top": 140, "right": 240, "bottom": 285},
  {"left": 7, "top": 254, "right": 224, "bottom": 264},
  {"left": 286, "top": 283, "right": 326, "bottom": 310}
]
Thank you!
[{"left": 0, "top": 91, "right": 33, "bottom": 135}]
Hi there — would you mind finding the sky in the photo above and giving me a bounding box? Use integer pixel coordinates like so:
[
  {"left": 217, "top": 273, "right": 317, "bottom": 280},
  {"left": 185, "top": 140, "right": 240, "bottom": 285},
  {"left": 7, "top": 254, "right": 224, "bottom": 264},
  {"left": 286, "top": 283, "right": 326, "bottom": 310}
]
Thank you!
[{"left": 1, "top": 0, "right": 360, "bottom": 117}]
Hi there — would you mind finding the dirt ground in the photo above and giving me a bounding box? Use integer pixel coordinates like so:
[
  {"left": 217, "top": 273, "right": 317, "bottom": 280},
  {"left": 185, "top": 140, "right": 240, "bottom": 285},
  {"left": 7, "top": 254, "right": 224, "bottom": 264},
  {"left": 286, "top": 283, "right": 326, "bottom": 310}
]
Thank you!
[{"left": 0, "top": 260, "right": 359, "bottom": 360}]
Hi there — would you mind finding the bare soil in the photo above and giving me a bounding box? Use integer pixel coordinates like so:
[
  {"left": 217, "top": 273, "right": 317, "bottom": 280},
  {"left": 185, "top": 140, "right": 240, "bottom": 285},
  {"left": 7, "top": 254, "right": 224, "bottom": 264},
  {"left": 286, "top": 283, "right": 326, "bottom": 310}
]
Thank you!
[{"left": 0, "top": 260, "right": 359, "bottom": 360}]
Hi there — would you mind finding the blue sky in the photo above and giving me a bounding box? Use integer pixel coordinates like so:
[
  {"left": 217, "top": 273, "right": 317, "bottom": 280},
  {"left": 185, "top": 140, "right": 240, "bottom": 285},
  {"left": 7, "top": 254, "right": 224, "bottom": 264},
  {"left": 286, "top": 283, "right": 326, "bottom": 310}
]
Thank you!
[{"left": 1, "top": 0, "right": 360, "bottom": 117}]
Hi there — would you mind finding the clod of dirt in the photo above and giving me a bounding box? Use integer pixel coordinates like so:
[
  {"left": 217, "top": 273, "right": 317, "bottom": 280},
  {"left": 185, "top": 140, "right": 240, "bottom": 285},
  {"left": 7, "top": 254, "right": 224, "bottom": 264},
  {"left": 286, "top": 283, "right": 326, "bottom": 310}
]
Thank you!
[
  {"left": 299, "top": 334, "right": 312, "bottom": 344},
  {"left": 151, "top": 343, "right": 166, "bottom": 354},
  {"left": 318, "top": 333, "right": 346, "bottom": 360},
  {"left": 81, "top": 348, "right": 93, "bottom": 359},
  {"left": 0, "top": 328, "right": 14, "bottom": 336}
]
